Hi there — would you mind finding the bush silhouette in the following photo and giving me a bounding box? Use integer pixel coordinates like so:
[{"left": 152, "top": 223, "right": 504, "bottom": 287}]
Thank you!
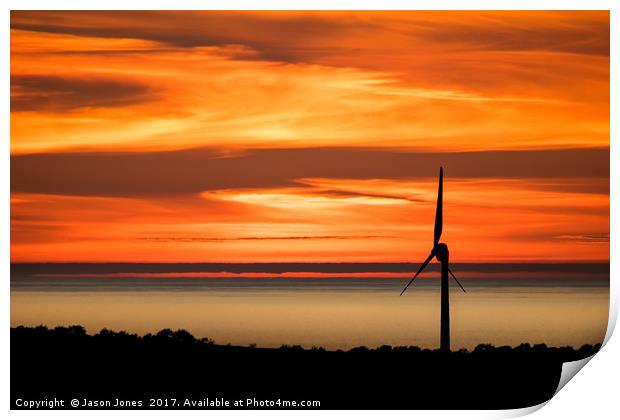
[{"left": 10, "top": 325, "right": 602, "bottom": 410}]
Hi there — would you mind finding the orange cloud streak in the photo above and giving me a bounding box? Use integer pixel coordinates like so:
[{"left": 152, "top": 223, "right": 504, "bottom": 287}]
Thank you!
[
  {"left": 10, "top": 11, "right": 609, "bottom": 154},
  {"left": 10, "top": 177, "right": 608, "bottom": 262}
]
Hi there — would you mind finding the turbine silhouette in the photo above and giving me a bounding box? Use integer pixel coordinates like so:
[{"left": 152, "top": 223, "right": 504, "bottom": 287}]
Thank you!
[{"left": 400, "top": 167, "right": 466, "bottom": 353}]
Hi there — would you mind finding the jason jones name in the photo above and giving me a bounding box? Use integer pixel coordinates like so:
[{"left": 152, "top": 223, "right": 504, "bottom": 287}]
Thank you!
[{"left": 76, "top": 397, "right": 232, "bottom": 408}]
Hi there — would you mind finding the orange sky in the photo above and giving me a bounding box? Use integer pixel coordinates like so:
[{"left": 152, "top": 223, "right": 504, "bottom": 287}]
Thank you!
[{"left": 10, "top": 11, "right": 609, "bottom": 263}]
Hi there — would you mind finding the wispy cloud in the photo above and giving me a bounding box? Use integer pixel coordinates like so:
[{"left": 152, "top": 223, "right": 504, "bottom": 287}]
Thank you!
[
  {"left": 10, "top": 11, "right": 609, "bottom": 154},
  {"left": 555, "top": 234, "right": 610, "bottom": 243},
  {"left": 11, "top": 75, "right": 154, "bottom": 112},
  {"left": 137, "top": 235, "right": 390, "bottom": 242}
]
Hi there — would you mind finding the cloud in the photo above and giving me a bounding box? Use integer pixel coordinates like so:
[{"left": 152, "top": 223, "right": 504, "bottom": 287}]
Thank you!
[
  {"left": 10, "top": 16, "right": 609, "bottom": 154},
  {"left": 554, "top": 234, "right": 610, "bottom": 243},
  {"left": 10, "top": 11, "right": 609, "bottom": 62},
  {"left": 10, "top": 147, "right": 609, "bottom": 197},
  {"left": 410, "top": 11, "right": 609, "bottom": 56},
  {"left": 136, "top": 235, "right": 389, "bottom": 243},
  {"left": 10, "top": 11, "right": 354, "bottom": 63},
  {"left": 315, "top": 189, "right": 426, "bottom": 203},
  {"left": 8, "top": 11, "right": 610, "bottom": 264},
  {"left": 10, "top": 173, "right": 609, "bottom": 262},
  {"left": 11, "top": 75, "right": 154, "bottom": 112}
]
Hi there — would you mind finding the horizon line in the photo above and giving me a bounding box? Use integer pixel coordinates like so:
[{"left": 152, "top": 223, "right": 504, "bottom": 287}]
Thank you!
[{"left": 10, "top": 260, "right": 611, "bottom": 264}]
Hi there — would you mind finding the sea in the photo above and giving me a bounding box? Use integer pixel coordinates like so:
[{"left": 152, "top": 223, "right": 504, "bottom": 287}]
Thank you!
[{"left": 10, "top": 262, "right": 609, "bottom": 350}]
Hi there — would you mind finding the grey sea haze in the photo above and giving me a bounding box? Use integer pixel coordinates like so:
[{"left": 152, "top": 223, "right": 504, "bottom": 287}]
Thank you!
[
  {"left": 10, "top": 261, "right": 612, "bottom": 275},
  {"left": 10, "top": 262, "right": 609, "bottom": 350}
]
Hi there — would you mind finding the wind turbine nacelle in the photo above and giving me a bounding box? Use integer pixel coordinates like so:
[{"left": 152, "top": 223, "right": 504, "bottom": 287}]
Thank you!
[{"left": 434, "top": 243, "right": 449, "bottom": 263}]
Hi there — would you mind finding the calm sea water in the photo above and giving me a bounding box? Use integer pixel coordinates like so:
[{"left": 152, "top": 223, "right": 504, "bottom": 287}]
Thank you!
[{"left": 10, "top": 263, "right": 609, "bottom": 350}]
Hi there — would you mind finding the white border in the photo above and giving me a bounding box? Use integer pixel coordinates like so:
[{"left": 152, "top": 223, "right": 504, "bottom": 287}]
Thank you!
[{"left": 2, "top": 1, "right": 617, "bottom": 419}]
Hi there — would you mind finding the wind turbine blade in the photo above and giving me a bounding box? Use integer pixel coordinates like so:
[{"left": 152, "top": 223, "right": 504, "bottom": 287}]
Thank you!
[
  {"left": 434, "top": 167, "right": 443, "bottom": 246},
  {"left": 400, "top": 251, "right": 435, "bottom": 296},
  {"left": 448, "top": 268, "right": 466, "bottom": 293}
]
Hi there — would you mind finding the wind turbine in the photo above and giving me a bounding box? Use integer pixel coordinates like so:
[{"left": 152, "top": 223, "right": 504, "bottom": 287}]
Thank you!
[{"left": 400, "top": 167, "right": 466, "bottom": 353}]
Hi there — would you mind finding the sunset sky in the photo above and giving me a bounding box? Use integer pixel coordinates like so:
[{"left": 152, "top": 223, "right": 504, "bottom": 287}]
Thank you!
[{"left": 10, "top": 11, "right": 609, "bottom": 263}]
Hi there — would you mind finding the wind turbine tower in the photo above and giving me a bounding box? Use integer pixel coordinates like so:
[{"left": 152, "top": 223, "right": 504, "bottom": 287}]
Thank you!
[{"left": 400, "top": 167, "right": 466, "bottom": 353}]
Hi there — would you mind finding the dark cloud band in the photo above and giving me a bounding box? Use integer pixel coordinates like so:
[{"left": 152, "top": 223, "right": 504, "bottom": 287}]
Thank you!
[
  {"left": 10, "top": 11, "right": 610, "bottom": 62},
  {"left": 10, "top": 147, "right": 609, "bottom": 197},
  {"left": 11, "top": 75, "right": 154, "bottom": 112}
]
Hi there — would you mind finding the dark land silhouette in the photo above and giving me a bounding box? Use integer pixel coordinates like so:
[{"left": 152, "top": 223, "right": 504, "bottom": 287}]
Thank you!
[{"left": 11, "top": 325, "right": 600, "bottom": 410}]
